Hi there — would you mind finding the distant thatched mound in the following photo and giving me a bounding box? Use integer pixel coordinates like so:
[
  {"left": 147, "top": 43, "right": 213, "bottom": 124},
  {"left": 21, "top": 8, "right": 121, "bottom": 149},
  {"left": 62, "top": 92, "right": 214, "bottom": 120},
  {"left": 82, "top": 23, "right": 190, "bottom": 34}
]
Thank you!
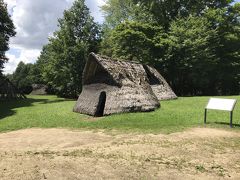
[
  {"left": 0, "top": 76, "right": 26, "bottom": 100},
  {"left": 73, "top": 53, "right": 177, "bottom": 116},
  {"left": 30, "top": 84, "right": 48, "bottom": 95}
]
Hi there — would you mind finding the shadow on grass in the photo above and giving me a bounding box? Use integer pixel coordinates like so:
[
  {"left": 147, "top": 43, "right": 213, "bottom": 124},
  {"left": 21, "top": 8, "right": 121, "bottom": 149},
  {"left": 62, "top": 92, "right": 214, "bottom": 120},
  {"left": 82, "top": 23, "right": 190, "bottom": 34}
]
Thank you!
[
  {"left": 214, "top": 122, "right": 240, "bottom": 128},
  {"left": 0, "top": 97, "right": 68, "bottom": 120}
]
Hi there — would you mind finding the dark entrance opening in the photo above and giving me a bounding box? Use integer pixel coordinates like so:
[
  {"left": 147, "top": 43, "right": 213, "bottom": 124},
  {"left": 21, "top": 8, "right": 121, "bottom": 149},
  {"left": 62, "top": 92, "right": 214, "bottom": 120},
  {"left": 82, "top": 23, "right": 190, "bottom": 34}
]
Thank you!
[
  {"left": 143, "top": 65, "right": 161, "bottom": 85},
  {"left": 95, "top": 91, "right": 106, "bottom": 117}
]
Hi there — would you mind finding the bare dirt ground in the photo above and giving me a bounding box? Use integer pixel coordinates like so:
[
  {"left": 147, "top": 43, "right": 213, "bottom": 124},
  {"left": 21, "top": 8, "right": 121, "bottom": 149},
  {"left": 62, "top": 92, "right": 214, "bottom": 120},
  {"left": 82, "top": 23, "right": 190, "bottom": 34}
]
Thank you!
[{"left": 0, "top": 128, "right": 240, "bottom": 180}]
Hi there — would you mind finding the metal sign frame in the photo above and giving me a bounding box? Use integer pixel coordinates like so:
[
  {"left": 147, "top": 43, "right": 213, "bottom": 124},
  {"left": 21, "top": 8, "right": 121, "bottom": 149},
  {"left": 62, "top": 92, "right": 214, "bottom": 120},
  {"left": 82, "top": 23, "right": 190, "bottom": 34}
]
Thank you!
[{"left": 204, "top": 98, "right": 237, "bottom": 128}]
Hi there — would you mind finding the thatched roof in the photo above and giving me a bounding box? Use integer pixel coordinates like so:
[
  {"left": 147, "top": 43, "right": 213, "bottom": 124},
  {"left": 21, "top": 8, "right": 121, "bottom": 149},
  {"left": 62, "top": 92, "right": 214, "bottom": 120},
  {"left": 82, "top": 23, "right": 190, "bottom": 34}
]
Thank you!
[
  {"left": 30, "top": 84, "right": 48, "bottom": 95},
  {"left": 0, "top": 76, "right": 26, "bottom": 100},
  {"left": 74, "top": 53, "right": 177, "bottom": 116},
  {"left": 143, "top": 65, "right": 177, "bottom": 100}
]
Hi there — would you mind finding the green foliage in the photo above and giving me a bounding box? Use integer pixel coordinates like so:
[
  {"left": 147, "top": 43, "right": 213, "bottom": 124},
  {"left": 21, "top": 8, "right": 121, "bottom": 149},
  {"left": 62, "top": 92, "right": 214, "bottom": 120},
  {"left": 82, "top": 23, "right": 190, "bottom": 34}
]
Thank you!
[
  {"left": 204, "top": 4, "right": 240, "bottom": 95},
  {"left": 100, "top": 0, "right": 154, "bottom": 56},
  {"left": 36, "top": 0, "right": 101, "bottom": 98},
  {"left": 164, "top": 16, "right": 220, "bottom": 95},
  {"left": 0, "top": 0, "right": 16, "bottom": 73},
  {"left": 101, "top": 0, "right": 152, "bottom": 28},
  {"left": 10, "top": 62, "right": 34, "bottom": 94},
  {"left": 104, "top": 17, "right": 221, "bottom": 95},
  {"left": 0, "top": 95, "right": 240, "bottom": 133},
  {"left": 100, "top": 1, "right": 240, "bottom": 96},
  {"left": 109, "top": 21, "right": 166, "bottom": 65},
  {"left": 8, "top": 60, "right": 46, "bottom": 94},
  {"left": 134, "top": 0, "right": 233, "bottom": 29}
]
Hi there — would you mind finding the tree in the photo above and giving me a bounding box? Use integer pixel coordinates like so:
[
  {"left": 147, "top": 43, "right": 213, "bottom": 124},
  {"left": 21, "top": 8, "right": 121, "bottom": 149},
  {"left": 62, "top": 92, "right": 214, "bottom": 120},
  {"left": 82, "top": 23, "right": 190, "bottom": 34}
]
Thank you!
[
  {"left": 204, "top": 4, "right": 240, "bottom": 95},
  {"left": 100, "top": 1, "right": 240, "bottom": 96},
  {"left": 100, "top": 0, "right": 153, "bottom": 56},
  {"left": 37, "top": 0, "right": 101, "bottom": 98},
  {"left": 101, "top": 0, "right": 153, "bottom": 28},
  {"left": 134, "top": 0, "right": 233, "bottom": 29},
  {"left": 0, "top": 0, "right": 16, "bottom": 73},
  {"left": 104, "top": 17, "right": 221, "bottom": 95},
  {"left": 163, "top": 16, "right": 220, "bottom": 95},
  {"left": 109, "top": 21, "right": 166, "bottom": 66},
  {"left": 11, "top": 61, "right": 34, "bottom": 94}
]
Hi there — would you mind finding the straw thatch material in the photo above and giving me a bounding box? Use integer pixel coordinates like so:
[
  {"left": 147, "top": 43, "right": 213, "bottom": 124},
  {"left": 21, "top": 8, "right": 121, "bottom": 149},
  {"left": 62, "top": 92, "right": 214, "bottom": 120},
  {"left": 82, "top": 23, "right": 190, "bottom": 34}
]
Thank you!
[
  {"left": 73, "top": 53, "right": 177, "bottom": 116},
  {"left": 0, "top": 76, "right": 26, "bottom": 100},
  {"left": 30, "top": 84, "right": 48, "bottom": 95},
  {"left": 143, "top": 65, "right": 177, "bottom": 100}
]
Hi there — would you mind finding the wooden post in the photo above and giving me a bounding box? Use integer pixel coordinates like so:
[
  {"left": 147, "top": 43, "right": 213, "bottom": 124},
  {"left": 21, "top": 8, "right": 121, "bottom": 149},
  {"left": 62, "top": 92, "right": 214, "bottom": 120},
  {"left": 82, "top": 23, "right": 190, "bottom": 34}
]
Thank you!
[
  {"left": 230, "top": 111, "right": 233, "bottom": 128},
  {"left": 204, "top": 109, "right": 207, "bottom": 124}
]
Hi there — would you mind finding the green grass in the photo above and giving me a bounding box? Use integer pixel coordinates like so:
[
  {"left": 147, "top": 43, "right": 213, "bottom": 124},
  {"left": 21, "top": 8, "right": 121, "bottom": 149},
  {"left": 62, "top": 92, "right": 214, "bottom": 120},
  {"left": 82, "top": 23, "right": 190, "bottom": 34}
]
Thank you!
[{"left": 0, "top": 95, "right": 240, "bottom": 133}]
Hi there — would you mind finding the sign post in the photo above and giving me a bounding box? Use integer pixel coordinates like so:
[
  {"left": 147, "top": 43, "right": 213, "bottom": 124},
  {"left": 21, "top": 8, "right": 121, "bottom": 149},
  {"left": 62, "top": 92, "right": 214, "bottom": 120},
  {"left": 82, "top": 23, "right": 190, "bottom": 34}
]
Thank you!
[{"left": 204, "top": 98, "right": 237, "bottom": 128}]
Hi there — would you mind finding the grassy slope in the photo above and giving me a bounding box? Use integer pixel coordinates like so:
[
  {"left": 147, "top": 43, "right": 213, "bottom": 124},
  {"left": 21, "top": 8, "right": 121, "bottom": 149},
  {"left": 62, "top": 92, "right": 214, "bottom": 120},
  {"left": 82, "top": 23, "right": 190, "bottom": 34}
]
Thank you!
[{"left": 0, "top": 95, "right": 239, "bottom": 133}]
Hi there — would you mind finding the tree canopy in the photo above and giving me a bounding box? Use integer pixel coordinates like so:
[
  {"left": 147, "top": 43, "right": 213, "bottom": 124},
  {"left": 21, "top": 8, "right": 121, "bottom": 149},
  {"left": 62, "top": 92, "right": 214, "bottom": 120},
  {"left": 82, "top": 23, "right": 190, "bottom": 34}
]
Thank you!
[
  {"left": 134, "top": 0, "right": 234, "bottom": 28},
  {"left": 8, "top": 61, "right": 34, "bottom": 94},
  {"left": 0, "top": 0, "right": 16, "bottom": 73},
  {"left": 35, "top": 0, "right": 101, "bottom": 98},
  {"left": 101, "top": 0, "right": 240, "bottom": 96}
]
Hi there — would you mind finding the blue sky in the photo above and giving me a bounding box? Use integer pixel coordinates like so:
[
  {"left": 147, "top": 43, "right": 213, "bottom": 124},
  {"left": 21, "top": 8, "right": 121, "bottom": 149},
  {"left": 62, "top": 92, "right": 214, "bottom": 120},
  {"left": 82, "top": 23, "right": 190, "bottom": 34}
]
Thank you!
[
  {"left": 3, "top": 0, "right": 240, "bottom": 74},
  {"left": 3, "top": 0, "right": 105, "bottom": 74}
]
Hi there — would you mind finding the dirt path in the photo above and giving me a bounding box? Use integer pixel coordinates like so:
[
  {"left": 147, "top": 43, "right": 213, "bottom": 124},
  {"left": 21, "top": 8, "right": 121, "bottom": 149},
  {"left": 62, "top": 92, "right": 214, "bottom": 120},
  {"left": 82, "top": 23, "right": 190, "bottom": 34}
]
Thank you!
[{"left": 0, "top": 128, "right": 240, "bottom": 180}]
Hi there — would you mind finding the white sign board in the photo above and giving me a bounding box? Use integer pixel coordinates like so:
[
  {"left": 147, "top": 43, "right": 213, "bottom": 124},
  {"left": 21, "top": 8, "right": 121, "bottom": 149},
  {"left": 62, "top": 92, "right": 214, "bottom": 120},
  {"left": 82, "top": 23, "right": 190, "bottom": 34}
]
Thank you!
[{"left": 206, "top": 98, "right": 237, "bottom": 111}]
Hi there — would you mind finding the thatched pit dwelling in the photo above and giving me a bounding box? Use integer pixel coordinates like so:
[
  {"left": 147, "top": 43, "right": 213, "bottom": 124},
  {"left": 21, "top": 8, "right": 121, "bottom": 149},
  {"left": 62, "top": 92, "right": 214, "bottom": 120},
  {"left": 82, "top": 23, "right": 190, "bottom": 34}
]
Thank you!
[
  {"left": 30, "top": 84, "right": 48, "bottom": 95},
  {"left": 73, "top": 53, "right": 177, "bottom": 116},
  {"left": 0, "top": 76, "right": 26, "bottom": 100}
]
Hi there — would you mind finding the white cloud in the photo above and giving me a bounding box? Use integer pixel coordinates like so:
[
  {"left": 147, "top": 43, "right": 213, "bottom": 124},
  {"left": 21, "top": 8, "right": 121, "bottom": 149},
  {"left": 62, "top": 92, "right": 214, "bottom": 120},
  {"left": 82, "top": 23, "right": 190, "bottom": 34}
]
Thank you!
[
  {"left": 4, "top": 0, "right": 16, "bottom": 12},
  {"left": 4, "top": 48, "right": 41, "bottom": 74},
  {"left": 3, "top": 53, "right": 18, "bottom": 75},
  {"left": 3, "top": 0, "right": 105, "bottom": 74},
  {"left": 86, "top": 0, "right": 105, "bottom": 22},
  {"left": 9, "top": 0, "right": 73, "bottom": 50}
]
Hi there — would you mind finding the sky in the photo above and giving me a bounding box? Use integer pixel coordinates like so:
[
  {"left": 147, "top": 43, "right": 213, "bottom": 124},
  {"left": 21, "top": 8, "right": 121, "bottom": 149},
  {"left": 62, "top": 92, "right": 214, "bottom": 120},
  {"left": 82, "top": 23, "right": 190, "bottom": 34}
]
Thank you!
[
  {"left": 3, "top": 0, "right": 106, "bottom": 74},
  {"left": 3, "top": 0, "right": 240, "bottom": 74}
]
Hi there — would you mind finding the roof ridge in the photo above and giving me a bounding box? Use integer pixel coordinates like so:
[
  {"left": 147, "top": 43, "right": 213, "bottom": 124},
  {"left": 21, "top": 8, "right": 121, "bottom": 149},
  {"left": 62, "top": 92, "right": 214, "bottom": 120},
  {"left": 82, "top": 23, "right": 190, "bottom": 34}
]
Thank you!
[{"left": 91, "top": 52, "right": 142, "bottom": 65}]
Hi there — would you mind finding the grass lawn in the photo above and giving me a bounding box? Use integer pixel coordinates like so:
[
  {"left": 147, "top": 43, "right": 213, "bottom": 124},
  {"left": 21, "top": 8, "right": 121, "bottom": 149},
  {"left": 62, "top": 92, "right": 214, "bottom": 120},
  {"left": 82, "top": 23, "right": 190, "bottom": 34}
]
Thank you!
[{"left": 0, "top": 95, "right": 240, "bottom": 133}]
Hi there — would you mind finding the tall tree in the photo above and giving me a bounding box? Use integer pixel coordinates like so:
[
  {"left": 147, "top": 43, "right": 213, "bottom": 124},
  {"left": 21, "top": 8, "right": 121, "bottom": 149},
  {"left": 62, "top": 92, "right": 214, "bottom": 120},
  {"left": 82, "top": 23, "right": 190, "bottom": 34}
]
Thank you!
[
  {"left": 204, "top": 4, "right": 240, "bottom": 95},
  {"left": 11, "top": 61, "right": 34, "bottom": 94},
  {"left": 101, "top": 0, "right": 153, "bottom": 28},
  {"left": 109, "top": 21, "right": 166, "bottom": 65},
  {"left": 0, "top": 0, "right": 16, "bottom": 73},
  {"left": 105, "top": 17, "right": 221, "bottom": 95},
  {"left": 37, "top": 0, "right": 101, "bottom": 98},
  {"left": 163, "top": 16, "right": 220, "bottom": 95},
  {"left": 100, "top": 0, "right": 239, "bottom": 96},
  {"left": 100, "top": 0, "right": 153, "bottom": 56},
  {"left": 134, "top": 0, "right": 233, "bottom": 29}
]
